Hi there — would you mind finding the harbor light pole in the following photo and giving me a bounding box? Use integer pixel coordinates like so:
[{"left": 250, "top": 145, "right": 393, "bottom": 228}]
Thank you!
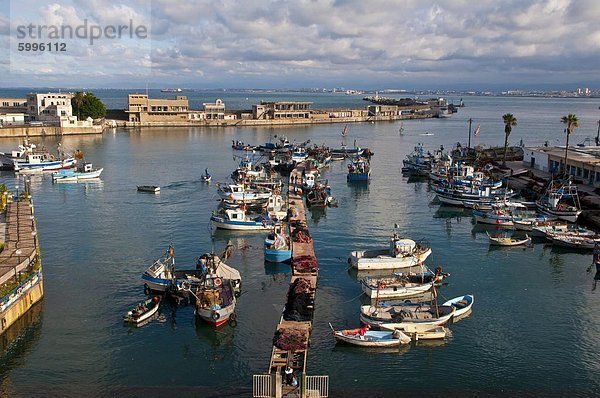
[{"left": 467, "top": 118, "right": 472, "bottom": 149}]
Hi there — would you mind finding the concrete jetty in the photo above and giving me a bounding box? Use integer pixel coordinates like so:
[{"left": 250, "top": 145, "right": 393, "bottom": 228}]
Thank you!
[
  {"left": 253, "top": 162, "right": 327, "bottom": 398},
  {"left": 0, "top": 199, "right": 43, "bottom": 336}
]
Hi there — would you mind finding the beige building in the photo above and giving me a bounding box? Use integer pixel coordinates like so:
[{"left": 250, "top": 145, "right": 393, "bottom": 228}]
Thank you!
[
  {"left": 252, "top": 101, "right": 312, "bottom": 120},
  {"left": 127, "top": 94, "right": 189, "bottom": 122},
  {"left": 524, "top": 146, "right": 600, "bottom": 186},
  {"left": 367, "top": 105, "right": 399, "bottom": 117},
  {"left": 0, "top": 98, "right": 27, "bottom": 114},
  {"left": 203, "top": 99, "right": 226, "bottom": 120},
  {"left": 26, "top": 92, "right": 73, "bottom": 123},
  {"left": 0, "top": 113, "right": 26, "bottom": 125}
]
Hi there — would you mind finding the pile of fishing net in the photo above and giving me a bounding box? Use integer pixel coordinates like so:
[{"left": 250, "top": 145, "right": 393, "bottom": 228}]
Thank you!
[
  {"left": 283, "top": 278, "right": 314, "bottom": 322},
  {"left": 293, "top": 255, "right": 317, "bottom": 273},
  {"left": 292, "top": 227, "right": 312, "bottom": 243},
  {"left": 273, "top": 328, "right": 308, "bottom": 351}
]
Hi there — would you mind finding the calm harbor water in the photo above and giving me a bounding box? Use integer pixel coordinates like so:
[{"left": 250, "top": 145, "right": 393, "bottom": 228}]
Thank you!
[{"left": 0, "top": 95, "right": 599, "bottom": 397}]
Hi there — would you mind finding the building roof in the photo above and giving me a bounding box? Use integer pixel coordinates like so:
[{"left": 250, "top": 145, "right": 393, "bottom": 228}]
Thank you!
[{"left": 527, "top": 145, "right": 600, "bottom": 165}]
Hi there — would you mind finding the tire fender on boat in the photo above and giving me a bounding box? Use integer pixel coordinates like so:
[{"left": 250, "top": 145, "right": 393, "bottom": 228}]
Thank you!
[
  {"left": 211, "top": 311, "right": 220, "bottom": 320},
  {"left": 213, "top": 277, "right": 223, "bottom": 287},
  {"left": 234, "top": 290, "right": 241, "bottom": 298},
  {"left": 228, "top": 319, "right": 238, "bottom": 328}
]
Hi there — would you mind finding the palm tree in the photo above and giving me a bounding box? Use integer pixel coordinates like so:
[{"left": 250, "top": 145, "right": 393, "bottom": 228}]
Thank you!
[
  {"left": 73, "top": 91, "right": 85, "bottom": 120},
  {"left": 560, "top": 113, "right": 579, "bottom": 177},
  {"left": 502, "top": 113, "right": 517, "bottom": 166}
]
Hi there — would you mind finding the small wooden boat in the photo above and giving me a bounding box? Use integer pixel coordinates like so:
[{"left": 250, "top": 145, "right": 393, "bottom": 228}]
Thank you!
[
  {"left": 137, "top": 185, "right": 160, "bottom": 193},
  {"left": 123, "top": 296, "right": 161, "bottom": 325},
  {"left": 329, "top": 323, "right": 411, "bottom": 347},
  {"left": 442, "top": 294, "right": 474, "bottom": 321},
  {"left": 360, "top": 302, "right": 455, "bottom": 327},
  {"left": 349, "top": 232, "right": 432, "bottom": 271},
  {"left": 264, "top": 223, "right": 292, "bottom": 263},
  {"left": 380, "top": 324, "right": 449, "bottom": 341},
  {"left": 486, "top": 232, "right": 530, "bottom": 246},
  {"left": 52, "top": 162, "right": 103, "bottom": 182}
]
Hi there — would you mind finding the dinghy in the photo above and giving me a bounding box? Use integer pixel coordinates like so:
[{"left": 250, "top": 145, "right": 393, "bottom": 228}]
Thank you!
[
  {"left": 380, "top": 324, "right": 449, "bottom": 341},
  {"left": 360, "top": 302, "right": 455, "bottom": 327},
  {"left": 123, "top": 296, "right": 161, "bottom": 325},
  {"left": 442, "top": 294, "right": 474, "bottom": 321},
  {"left": 329, "top": 323, "right": 411, "bottom": 347},
  {"left": 548, "top": 234, "right": 600, "bottom": 250},
  {"left": 486, "top": 232, "right": 530, "bottom": 246}
]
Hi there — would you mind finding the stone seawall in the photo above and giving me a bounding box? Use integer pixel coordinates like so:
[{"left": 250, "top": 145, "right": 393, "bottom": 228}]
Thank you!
[{"left": 0, "top": 125, "right": 103, "bottom": 138}]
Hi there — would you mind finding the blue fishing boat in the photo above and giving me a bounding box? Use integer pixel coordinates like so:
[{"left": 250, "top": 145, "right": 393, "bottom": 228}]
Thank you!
[
  {"left": 347, "top": 157, "right": 371, "bottom": 182},
  {"left": 264, "top": 223, "right": 292, "bottom": 263},
  {"left": 211, "top": 208, "right": 274, "bottom": 231}
]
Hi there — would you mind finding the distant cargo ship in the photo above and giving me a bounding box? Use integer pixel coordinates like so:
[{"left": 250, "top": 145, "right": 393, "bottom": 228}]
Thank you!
[{"left": 161, "top": 88, "right": 182, "bottom": 92}]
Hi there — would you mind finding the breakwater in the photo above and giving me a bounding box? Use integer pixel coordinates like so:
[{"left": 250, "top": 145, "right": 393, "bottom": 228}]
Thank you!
[{"left": 0, "top": 125, "right": 103, "bottom": 138}]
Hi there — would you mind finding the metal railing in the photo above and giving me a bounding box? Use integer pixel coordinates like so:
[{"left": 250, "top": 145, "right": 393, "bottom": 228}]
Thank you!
[
  {"left": 253, "top": 374, "right": 274, "bottom": 398},
  {"left": 304, "top": 375, "right": 329, "bottom": 398}
]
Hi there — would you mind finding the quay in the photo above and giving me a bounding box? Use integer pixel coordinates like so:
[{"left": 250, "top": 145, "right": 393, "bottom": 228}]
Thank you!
[
  {"left": 253, "top": 163, "right": 328, "bottom": 398},
  {"left": 0, "top": 198, "right": 43, "bottom": 336}
]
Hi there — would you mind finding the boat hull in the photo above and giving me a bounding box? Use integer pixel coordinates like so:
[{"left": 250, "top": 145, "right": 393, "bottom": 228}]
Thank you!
[
  {"left": 195, "top": 303, "right": 235, "bottom": 328},
  {"left": 442, "top": 294, "right": 474, "bottom": 321},
  {"left": 332, "top": 330, "right": 410, "bottom": 346},
  {"left": 264, "top": 248, "right": 292, "bottom": 263},
  {"left": 349, "top": 248, "right": 432, "bottom": 271},
  {"left": 211, "top": 216, "right": 273, "bottom": 231},
  {"left": 16, "top": 157, "right": 76, "bottom": 172},
  {"left": 361, "top": 280, "right": 433, "bottom": 299}
]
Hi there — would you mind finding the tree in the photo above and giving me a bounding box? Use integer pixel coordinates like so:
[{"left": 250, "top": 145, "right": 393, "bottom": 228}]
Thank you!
[
  {"left": 560, "top": 113, "right": 579, "bottom": 177},
  {"left": 72, "top": 91, "right": 85, "bottom": 120},
  {"left": 72, "top": 92, "right": 106, "bottom": 120},
  {"left": 502, "top": 113, "right": 517, "bottom": 166}
]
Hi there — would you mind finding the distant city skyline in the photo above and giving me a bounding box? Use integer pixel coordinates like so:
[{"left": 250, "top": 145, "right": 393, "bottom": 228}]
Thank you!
[{"left": 1, "top": 0, "right": 599, "bottom": 91}]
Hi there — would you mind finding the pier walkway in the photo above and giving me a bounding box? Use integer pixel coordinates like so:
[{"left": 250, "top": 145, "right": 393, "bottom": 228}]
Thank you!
[
  {"left": 1, "top": 199, "right": 43, "bottom": 335},
  {"left": 253, "top": 162, "right": 328, "bottom": 398}
]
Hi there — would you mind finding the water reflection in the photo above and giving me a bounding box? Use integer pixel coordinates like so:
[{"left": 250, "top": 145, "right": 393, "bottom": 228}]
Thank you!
[{"left": 0, "top": 301, "right": 44, "bottom": 372}]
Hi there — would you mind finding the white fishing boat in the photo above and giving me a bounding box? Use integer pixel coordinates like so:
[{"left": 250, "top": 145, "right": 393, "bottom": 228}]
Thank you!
[
  {"left": 210, "top": 208, "right": 274, "bottom": 231},
  {"left": 217, "top": 183, "right": 272, "bottom": 203},
  {"left": 192, "top": 278, "right": 237, "bottom": 328},
  {"left": 8, "top": 140, "right": 77, "bottom": 172},
  {"left": 531, "top": 223, "right": 594, "bottom": 239},
  {"left": 536, "top": 179, "right": 582, "bottom": 222},
  {"left": 329, "top": 324, "right": 411, "bottom": 347},
  {"left": 123, "top": 296, "right": 161, "bottom": 325},
  {"left": 442, "top": 294, "right": 474, "bottom": 321},
  {"left": 52, "top": 162, "right": 103, "bottom": 182},
  {"left": 360, "top": 302, "right": 455, "bottom": 327},
  {"left": 349, "top": 232, "right": 432, "bottom": 271},
  {"left": 361, "top": 278, "right": 434, "bottom": 300},
  {"left": 486, "top": 232, "right": 531, "bottom": 246}
]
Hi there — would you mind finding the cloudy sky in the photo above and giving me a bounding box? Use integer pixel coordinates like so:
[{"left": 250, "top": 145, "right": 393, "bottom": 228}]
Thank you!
[{"left": 0, "top": 0, "right": 598, "bottom": 90}]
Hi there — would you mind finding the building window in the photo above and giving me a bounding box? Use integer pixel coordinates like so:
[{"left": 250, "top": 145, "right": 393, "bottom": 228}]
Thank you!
[{"left": 583, "top": 169, "right": 589, "bottom": 179}]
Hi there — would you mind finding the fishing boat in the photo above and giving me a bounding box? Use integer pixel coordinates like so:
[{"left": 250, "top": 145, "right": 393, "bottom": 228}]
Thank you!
[
  {"left": 379, "top": 324, "right": 449, "bottom": 341},
  {"left": 347, "top": 157, "right": 371, "bottom": 182},
  {"left": 536, "top": 179, "right": 582, "bottom": 222},
  {"left": 402, "top": 144, "right": 434, "bottom": 176},
  {"left": 305, "top": 183, "right": 331, "bottom": 208},
  {"left": 486, "top": 232, "right": 531, "bottom": 246},
  {"left": 52, "top": 162, "right": 103, "bottom": 182},
  {"left": 434, "top": 183, "right": 514, "bottom": 209},
  {"left": 361, "top": 277, "right": 434, "bottom": 300},
  {"left": 329, "top": 323, "right": 411, "bottom": 347},
  {"left": 210, "top": 208, "right": 274, "bottom": 231},
  {"left": 349, "top": 232, "right": 432, "bottom": 271},
  {"left": 264, "top": 223, "right": 292, "bottom": 263},
  {"left": 473, "top": 201, "right": 530, "bottom": 227},
  {"left": 192, "top": 277, "right": 237, "bottom": 327},
  {"left": 142, "top": 247, "right": 242, "bottom": 293},
  {"left": 202, "top": 168, "right": 212, "bottom": 183},
  {"left": 531, "top": 223, "right": 594, "bottom": 239},
  {"left": 548, "top": 234, "right": 600, "bottom": 250},
  {"left": 513, "top": 216, "right": 558, "bottom": 231},
  {"left": 360, "top": 302, "right": 455, "bottom": 327},
  {"left": 217, "top": 183, "right": 272, "bottom": 203},
  {"left": 123, "top": 296, "right": 161, "bottom": 325},
  {"left": 137, "top": 185, "right": 160, "bottom": 193},
  {"left": 442, "top": 295, "right": 474, "bottom": 321},
  {"left": 8, "top": 140, "right": 77, "bottom": 172}
]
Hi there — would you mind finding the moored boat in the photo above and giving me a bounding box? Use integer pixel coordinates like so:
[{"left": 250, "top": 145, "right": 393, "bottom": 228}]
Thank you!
[
  {"left": 264, "top": 223, "right": 292, "bottom": 263},
  {"left": 349, "top": 232, "right": 432, "bottom": 271},
  {"left": 210, "top": 208, "right": 274, "bottom": 231},
  {"left": 536, "top": 179, "right": 582, "bottom": 222},
  {"left": 442, "top": 294, "right": 474, "bottom": 321},
  {"left": 329, "top": 323, "right": 411, "bottom": 347},
  {"left": 360, "top": 301, "right": 455, "bottom": 327},
  {"left": 347, "top": 156, "right": 371, "bottom": 182},
  {"left": 548, "top": 234, "right": 600, "bottom": 250},
  {"left": 52, "top": 162, "right": 103, "bottom": 182},
  {"left": 123, "top": 296, "right": 161, "bottom": 325},
  {"left": 192, "top": 278, "right": 237, "bottom": 327},
  {"left": 486, "top": 232, "right": 531, "bottom": 246}
]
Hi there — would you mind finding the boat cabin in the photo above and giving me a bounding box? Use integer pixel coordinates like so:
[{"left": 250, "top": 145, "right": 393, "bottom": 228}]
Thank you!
[{"left": 390, "top": 235, "right": 417, "bottom": 257}]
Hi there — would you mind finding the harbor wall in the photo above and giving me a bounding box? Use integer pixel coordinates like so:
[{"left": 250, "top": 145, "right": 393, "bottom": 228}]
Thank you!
[
  {"left": 0, "top": 125, "right": 103, "bottom": 138},
  {"left": 1, "top": 280, "right": 43, "bottom": 334},
  {"left": 120, "top": 113, "right": 432, "bottom": 128}
]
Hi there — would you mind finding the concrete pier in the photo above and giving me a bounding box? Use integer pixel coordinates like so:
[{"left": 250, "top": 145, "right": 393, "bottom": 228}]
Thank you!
[{"left": 254, "top": 162, "right": 327, "bottom": 398}]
